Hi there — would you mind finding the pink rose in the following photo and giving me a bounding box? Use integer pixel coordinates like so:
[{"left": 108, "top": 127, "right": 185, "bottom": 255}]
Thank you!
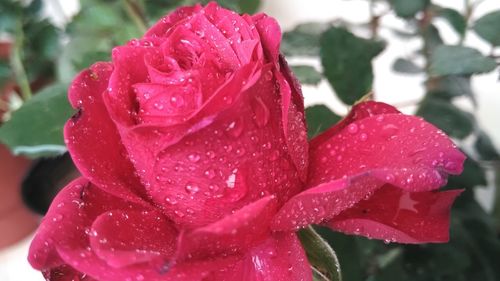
[{"left": 29, "top": 3, "right": 465, "bottom": 280}]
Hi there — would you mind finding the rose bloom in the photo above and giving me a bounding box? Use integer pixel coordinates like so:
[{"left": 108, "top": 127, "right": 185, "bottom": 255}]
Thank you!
[{"left": 29, "top": 3, "right": 465, "bottom": 281}]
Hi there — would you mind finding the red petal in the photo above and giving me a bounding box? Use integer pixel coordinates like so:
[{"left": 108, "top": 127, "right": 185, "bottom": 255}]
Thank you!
[
  {"left": 308, "top": 113, "right": 465, "bottom": 188},
  {"left": 89, "top": 209, "right": 177, "bottom": 268},
  {"left": 29, "top": 178, "right": 225, "bottom": 281},
  {"left": 310, "top": 101, "right": 400, "bottom": 148},
  {"left": 145, "top": 5, "right": 203, "bottom": 38},
  {"left": 252, "top": 14, "right": 281, "bottom": 64},
  {"left": 207, "top": 233, "right": 312, "bottom": 281},
  {"left": 328, "top": 185, "right": 463, "bottom": 243},
  {"left": 65, "top": 63, "right": 147, "bottom": 204},
  {"left": 175, "top": 196, "right": 278, "bottom": 261},
  {"left": 273, "top": 112, "right": 465, "bottom": 231},
  {"left": 29, "top": 178, "right": 147, "bottom": 270},
  {"left": 134, "top": 82, "right": 201, "bottom": 125},
  {"left": 105, "top": 45, "right": 158, "bottom": 126}
]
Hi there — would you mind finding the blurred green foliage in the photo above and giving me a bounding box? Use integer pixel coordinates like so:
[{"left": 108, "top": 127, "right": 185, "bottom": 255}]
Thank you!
[{"left": 0, "top": 0, "right": 499, "bottom": 280}]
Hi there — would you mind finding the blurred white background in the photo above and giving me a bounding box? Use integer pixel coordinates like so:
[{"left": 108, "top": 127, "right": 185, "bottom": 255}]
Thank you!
[{"left": 1, "top": 0, "right": 498, "bottom": 280}]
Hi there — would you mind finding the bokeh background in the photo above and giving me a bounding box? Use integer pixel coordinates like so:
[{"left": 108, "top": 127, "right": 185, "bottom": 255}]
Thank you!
[{"left": 0, "top": 0, "right": 499, "bottom": 280}]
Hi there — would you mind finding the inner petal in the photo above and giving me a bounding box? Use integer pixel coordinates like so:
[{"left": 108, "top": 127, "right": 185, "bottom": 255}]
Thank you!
[{"left": 134, "top": 82, "right": 201, "bottom": 125}]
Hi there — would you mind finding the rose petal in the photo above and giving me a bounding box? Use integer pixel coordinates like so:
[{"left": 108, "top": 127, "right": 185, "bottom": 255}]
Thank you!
[
  {"left": 272, "top": 112, "right": 465, "bottom": 231},
  {"left": 252, "top": 14, "right": 281, "bottom": 64},
  {"left": 189, "top": 12, "right": 240, "bottom": 70},
  {"left": 105, "top": 45, "right": 158, "bottom": 126},
  {"left": 175, "top": 196, "right": 277, "bottom": 261},
  {"left": 29, "top": 178, "right": 146, "bottom": 270},
  {"left": 134, "top": 82, "right": 202, "bottom": 125},
  {"left": 29, "top": 178, "right": 228, "bottom": 281},
  {"left": 310, "top": 101, "right": 400, "bottom": 148},
  {"left": 145, "top": 5, "right": 203, "bottom": 38},
  {"left": 308, "top": 113, "right": 465, "bottom": 188},
  {"left": 65, "top": 63, "right": 147, "bottom": 204},
  {"left": 207, "top": 233, "right": 312, "bottom": 281},
  {"left": 89, "top": 209, "right": 177, "bottom": 268},
  {"left": 328, "top": 185, "right": 463, "bottom": 243}
]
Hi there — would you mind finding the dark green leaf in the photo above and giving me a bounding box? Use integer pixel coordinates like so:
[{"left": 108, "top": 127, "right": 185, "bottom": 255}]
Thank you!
[
  {"left": 475, "top": 131, "right": 500, "bottom": 161},
  {"left": 321, "top": 27, "right": 384, "bottom": 104},
  {"left": 0, "top": 84, "right": 72, "bottom": 157},
  {"left": 437, "top": 7, "right": 467, "bottom": 36},
  {"left": 392, "top": 58, "right": 422, "bottom": 74},
  {"left": 390, "top": 0, "right": 429, "bottom": 18},
  {"left": 305, "top": 105, "right": 341, "bottom": 139},
  {"left": 291, "top": 65, "right": 322, "bottom": 85},
  {"left": 299, "top": 227, "right": 342, "bottom": 281},
  {"left": 430, "top": 45, "right": 496, "bottom": 76},
  {"left": 422, "top": 24, "right": 444, "bottom": 54},
  {"left": 426, "top": 75, "right": 473, "bottom": 100},
  {"left": 473, "top": 11, "right": 500, "bottom": 46},
  {"left": 417, "top": 98, "right": 474, "bottom": 139},
  {"left": 237, "top": 0, "right": 261, "bottom": 14},
  {"left": 282, "top": 22, "right": 326, "bottom": 57}
]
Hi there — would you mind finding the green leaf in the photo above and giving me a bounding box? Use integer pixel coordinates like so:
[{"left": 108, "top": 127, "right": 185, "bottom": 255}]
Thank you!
[
  {"left": 437, "top": 7, "right": 467, "bottom": 36},
  {"left": 475, "top": 131, "right": 500, "bottom": 161},
  {"left": 392, "top": 58, "right": 422, "bottom": 74},
  {"left": 390, "top": 0, "right": 429, "bottom": 18},
  {"left": 299, "top": 226, "right": 342, "bottom": 281},
  {"left": 282, "top": 22, "right": 326, "bottom": 57},
  {"left": 422, "top": 24, "right": 444, "bottom": 53},
  {"left": 429, "top": 45, "right": 496, "bottom": 76},
  {"left": 473, "top": 10, "right": 500, "bottom": 46},
  {"left": 291, "top": 65, "right": 322, "bottom": 85},
  {"left": 305, "top": 105, "right": 341, "bottom": 139},
  {"left": 417, "top": 98, "right": 474, "bottom": 139},
  {"left": 320, "top": 27, "right": 384, "bottom": 105},
  {"left": 426, "top": 75, "right": 474, "bottom": 102},
  {"left": 0, "top": 83, "right": 72, "bottom": 158}
]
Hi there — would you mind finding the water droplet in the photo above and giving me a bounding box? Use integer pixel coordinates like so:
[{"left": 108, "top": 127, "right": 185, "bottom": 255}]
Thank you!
[
  {"left": 359, "top": 133, "right": 368, "bottom": 141},
  {"left": 185, "top": 183, "right": 200, "bottom": 194},
  {"left": 206, "top": 150, "right": 215, "bottom": 159},
  {"left": 382, "top": 124, "right": 399, "bottom": 139},
  {"left": 251, "top": 97, "right": 270, "bottom": 127},
  {"left": 154, "top": 102, "right": 164, "bottom": 110},
  {"left": 52, "top": 214, "right": 63, "bottom": 222},
  {"left": 170, "top": 95, "right": 185, "bottom": 108},
  {"left": 225, "top": 118, "right": 244, "bottom": 138},
  {"left": 187, "top": 153, "right": 200, "bottom": 162},
  {"left": 204, "top": 168, "right": 216, "bottom": 179},
  {"left": 347, "top": 124, "right": 359, "bottom": 134},
  {"left": 165, "top": 196, "right": 178, "bottom": 205}
]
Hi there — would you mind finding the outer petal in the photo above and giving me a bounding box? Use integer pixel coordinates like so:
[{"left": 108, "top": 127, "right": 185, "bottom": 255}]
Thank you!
[
  {"left": 145, "top": 5, "right": 203, "bottom": 38},
  {"left": 309, "top": 101, "right": 400, "bottom": 148},
  {"left": 327, "top": 185, "right": 463, "bottom": 243},
  {"left": 28, "top": 178, "right": 206, "bottom": 281},
  {"left": 175, "top": 196, "right": 277, "bottom": 261},
  {"left": 29, "top": 178, "right": 145, "bottom": 269},
  {"left": 65, "top": 63, "right": 147, "bottom": 204},
  {"left": 307, "top": 113, "right": 464, "bottom": 188},
  {"left": 89, "top": 209, "right": 177, "bottom": 268},
  {"left": 273, "top": 112, "right": 465, "bottom": 231},
  {"left": 207, "top": 233, "right": 312, "bottom": 281}
]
